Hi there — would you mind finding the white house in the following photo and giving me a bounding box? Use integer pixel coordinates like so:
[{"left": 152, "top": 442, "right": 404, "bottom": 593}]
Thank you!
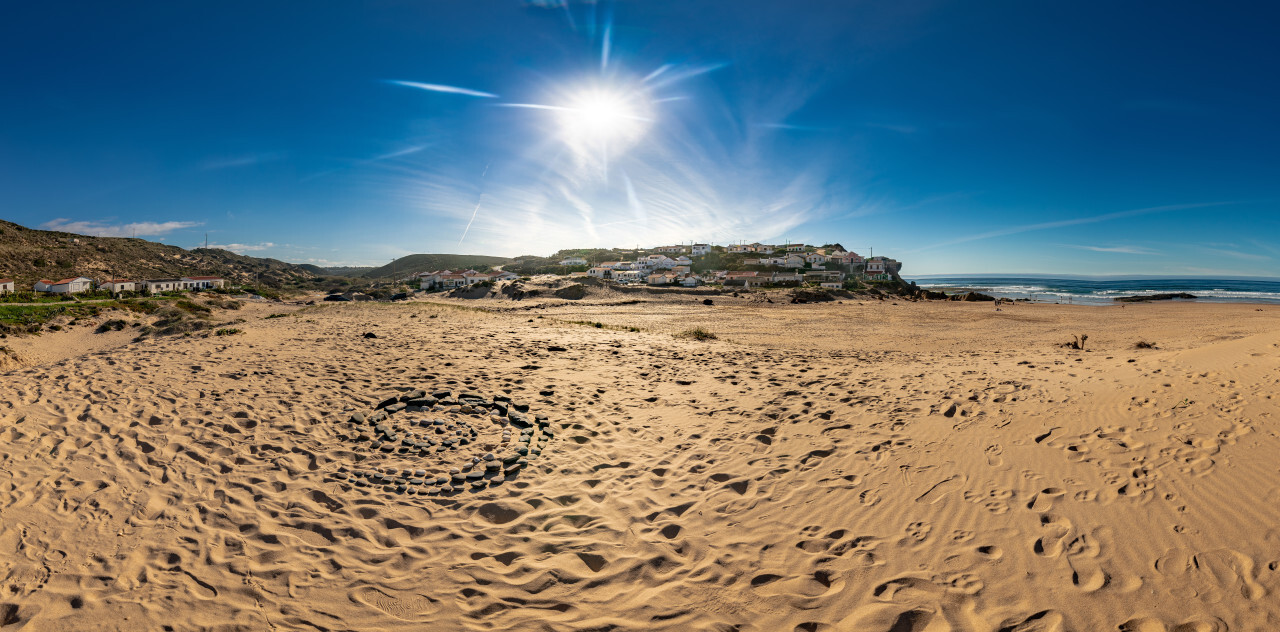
[
  {"left": 100, "top": 279, "right": 136, "bottom": 294},
  {"left": 820, "top": 282, "right": 843, "bottom": 289},
  {"left": 785, "top": 243, "right": 806, "bottom": 252},
  {"left": 865, "top": 258, "right": 887, "bottom": 275},
  {"left": 587, "top": 267, "right": 612, "bottom": 279},
  {"left": 656, "top": 245, "right": 686, "bottom": 254},
  {"left": 672, "top": 265, "right": 691, "bottom": 275},
  {"left": 182, "top": 276, "right": 225, "bottom": 290},
  {"left": 647, "top": 272, "right": 677, "bottom": 285},
  {"left": 35, "top": 276, "right": 94, "bottom": 294},
  {"left": 674, "top": 255, "right": 693, "bottom": 265},
  {"left": 727, "top": 244, "right": 752, "bottom": 253},
  {"left": 0, "top": 279, "right": 13, "bottom": 294},
  {"left": 646, "top": 255, "right": 677, "bottom": 269},
  {"left": 142, "top": 278, "right": 183, "bottom": 293},
  {"left": 487, "top": 271, "right": 518, "bottom": 282},
  {"left": 805, "top": 253, "right": 828, "bottom": 264},
  {"left": 771, "top": 272, "right": 804, "bottom": 284},
  {"left": 783, "top": 254, "right": 807, "bottom": 269},
  {"left": 614, "top": 270, "right": 645, "bottom": 283},
  {"left": 559, "top": 257, "right": 588, "bottom": 266},
  {"left": 691, "top": 244, "right": 711, "bottom": 256}
]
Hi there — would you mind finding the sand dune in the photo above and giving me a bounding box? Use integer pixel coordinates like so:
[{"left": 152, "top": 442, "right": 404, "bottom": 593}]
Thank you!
[{"left": 2, "top": 298, "right": 1279, "bottom": 630}]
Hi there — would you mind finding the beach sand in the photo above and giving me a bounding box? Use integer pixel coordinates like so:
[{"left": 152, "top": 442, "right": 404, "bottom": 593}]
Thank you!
[{"left": 2, "top": 296, "right": 1280, "bottom": 630}]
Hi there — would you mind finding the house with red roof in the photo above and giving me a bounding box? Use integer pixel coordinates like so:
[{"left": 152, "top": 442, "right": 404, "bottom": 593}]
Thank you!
[
  {"left": 0, "top": 279, "right": 13, "bottom": 294},
  {"left": 34, "top": 276, "right": 94, "bottom": 294},
  {"left": 100, "top": 279, "right": 137, "bottom": 294}
]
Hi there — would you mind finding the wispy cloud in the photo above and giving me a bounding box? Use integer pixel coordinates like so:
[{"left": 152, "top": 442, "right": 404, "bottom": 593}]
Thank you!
[
  {"left": 1199, "top": 246, "right": 1270, "bottom": 262},
  {"left": 40, "top": 218, "right": 202, "bottom": 237},
  {"left": 208, "top": 242, "right": 276, "bottom": 253},
  {"left": 907, "top": 202, "right": 1238, "bottom": 253},
  {"left": 200, "top": 152, "right": 287, "bottom": 171},
  {"left": 1065, "top": 244, "right": 1159, "bottom": 255},
  {"left": 386, "top": 80, "right": 498, "bottom": 99}
]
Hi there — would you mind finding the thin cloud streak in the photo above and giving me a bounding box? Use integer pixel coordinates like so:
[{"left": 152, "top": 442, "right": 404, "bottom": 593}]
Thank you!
[
  {"left": 40, "top": 218, "right": 202, "bottom": 238},
  {"left": 1065, "top": 244, "right": 1159, "bottom": 255},
  {"left": 208, "top": 242, "right": 276, "bottom": 253},
  {"left": 1199, "top": 246, "right": 1270, "bottom": 262},
  {"left": 387, "top": 80, "right": 498, "bottom": 98},
  {"left": 907, "top": 202, "right": 1239, "bottom": 253}
]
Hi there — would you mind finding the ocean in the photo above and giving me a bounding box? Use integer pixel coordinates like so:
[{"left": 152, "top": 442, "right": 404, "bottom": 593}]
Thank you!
[{"left": 905, "top": 276, "right": 1280, "bottom": 305}]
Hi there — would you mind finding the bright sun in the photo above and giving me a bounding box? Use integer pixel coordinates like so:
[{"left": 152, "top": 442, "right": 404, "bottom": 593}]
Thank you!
[{"left": 557, "top": 87, "right": 650, "bottom": 149}]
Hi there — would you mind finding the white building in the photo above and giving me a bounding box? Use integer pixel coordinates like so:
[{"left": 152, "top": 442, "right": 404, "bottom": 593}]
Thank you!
[
  {"left": 691, "top": 244, "right": 711, "bottom": 256},
  {"left": 142, "top": 278, "right": 183, "bottom": 293},
  {"left": 35, "top": 276, "right": 94, "bottom": 294},
  {"left": 656, "top": 245, "right": 686, "bottom": 254},
  {"left": 0, "top": 278, "right": 13, "bottom": 294},
  {"left": 559, "top": 257, "right": 588, "bottom": 266},
  {"left": 182, "top": 276, "right": 225, "bottom": 290},
  {"left": 100, "top": 279, "right": 137, "bottom": 294},
  {"left": 587, "top": 267, "right": 612, "bottom": 279}
]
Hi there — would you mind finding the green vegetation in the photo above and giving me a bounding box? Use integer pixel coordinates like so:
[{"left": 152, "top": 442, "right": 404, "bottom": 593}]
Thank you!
[
  {"left": 264, "top": 313, "right": 289, "bottom": 319},
  {"left": 676, "top": 327, "right": 718, "bottom": 341},
  {"left": 96, "top": 319, "right": 127, "bottom": 332},
  {"left": 215, "top": 328, "right": 242, "bottom": 336}
]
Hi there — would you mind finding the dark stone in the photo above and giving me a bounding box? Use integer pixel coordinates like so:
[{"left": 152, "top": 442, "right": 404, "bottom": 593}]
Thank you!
[
  {"left": 431, "top": 390, "right": 452, "bottom": 399},
  {"left": 703, "top": 299, "right": 714, "bottom": 305},
  {"left": 399, "top": 389, "right": 426, "bottom": 402},
  {"left": 349, "top": 411, "right": 367, "bottom": 424},
  {"left": 363, "top": 332, "right": 378, "bottom": 339},
  {"left": 375, "top": 396, "right": 398, "bottom": 410},
  {"left": 407, "top": 398, "right": 437, "bottom": 408},
  {"left": 385, "top": 402, "right": 407, "bottom": 413},
  {"left": 1114, "top": 292, "right": 1197, "bottom": 303}
]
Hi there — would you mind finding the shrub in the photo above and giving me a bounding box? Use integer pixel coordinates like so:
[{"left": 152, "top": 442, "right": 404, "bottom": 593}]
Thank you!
[
  {"left": 96, "top": 319, "right": 127, "bottom": 333},
  {"left": 215, "top": 328, "right": 242, "bottom": 336},
  {"left": 676, "top": 327, "right": 717, "bottom": 341},
  {"left": 264, "top": 313, "right": 289, "bottom": 319}
]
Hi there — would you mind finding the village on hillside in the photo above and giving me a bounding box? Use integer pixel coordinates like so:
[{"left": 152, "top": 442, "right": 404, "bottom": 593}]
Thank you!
[
  {"left": 414, "top": 242, "right": 901, "bottom": 292},
  {"left": 0, "top": 242, "right": 901, "bottom": 300}
]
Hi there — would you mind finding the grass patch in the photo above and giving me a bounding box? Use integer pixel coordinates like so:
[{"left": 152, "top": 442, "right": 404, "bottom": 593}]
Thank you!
[
  {"left": 676, "top": 327, "right": 717, "bottom": 341},
  {"left": 175, "top": 299, "right": 212, "bottom": 314},
  {"left": 215, "top": 328, "right": 242, "bottom": 336},
  {"left": 264, "top": 313, "right": 290, "bottom": 319}
]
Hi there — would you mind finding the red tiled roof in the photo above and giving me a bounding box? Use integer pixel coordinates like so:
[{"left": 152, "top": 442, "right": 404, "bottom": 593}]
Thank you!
[
  {"left": 53, "top": 277, "right": 83, "bottom": 285},
  {"left": 0, "top": 278, "right": 12, "bottom": 284}
]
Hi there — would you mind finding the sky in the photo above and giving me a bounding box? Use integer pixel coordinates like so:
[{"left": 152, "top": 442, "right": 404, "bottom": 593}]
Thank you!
[{"left": 2, "top": 1, "right": 1278, "bottom": 276}]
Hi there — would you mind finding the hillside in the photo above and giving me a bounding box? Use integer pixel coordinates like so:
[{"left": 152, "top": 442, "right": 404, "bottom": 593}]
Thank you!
[
  {"left": 360, "top": 253, "right": 513, "bottom": 279},
  {"left": 0, "top": 219, "right": 321, "bottom": 288}
]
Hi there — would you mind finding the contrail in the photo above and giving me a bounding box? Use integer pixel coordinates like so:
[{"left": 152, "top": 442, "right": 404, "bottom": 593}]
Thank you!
[
  {"left": 458, "top": 162, "right": 491, "bottom": 245},
  {"left": 458, "top": 197, "right": 483, "bottom": 245},
  {"left": 387, "top": 80, "right": 498, "bottom": 98}
]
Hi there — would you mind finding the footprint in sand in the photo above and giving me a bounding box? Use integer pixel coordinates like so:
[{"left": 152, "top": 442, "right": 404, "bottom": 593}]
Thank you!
[{"left": 350, "top": 586, "right": 440, "bottom": 622}]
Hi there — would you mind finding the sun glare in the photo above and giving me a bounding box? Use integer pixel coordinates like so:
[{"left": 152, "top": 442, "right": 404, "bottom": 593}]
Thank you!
[{"left": 556, "top": 86, "right": 651, "bottom": 152}]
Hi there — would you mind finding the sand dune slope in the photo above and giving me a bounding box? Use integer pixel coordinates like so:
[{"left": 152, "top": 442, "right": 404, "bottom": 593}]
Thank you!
[{"left": 2, "top": 301, "right": 1280, "bottom": 631}]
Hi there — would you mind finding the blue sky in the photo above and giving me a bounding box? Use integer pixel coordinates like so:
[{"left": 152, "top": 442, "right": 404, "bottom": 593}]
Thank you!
[{"left": 2, "top": 1, "right": 1277, "bottom": 275}]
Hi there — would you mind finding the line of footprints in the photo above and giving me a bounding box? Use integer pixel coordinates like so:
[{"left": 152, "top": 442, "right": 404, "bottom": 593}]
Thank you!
[{"left": 328, "top": 387, "right": 553, "bottom": 495}]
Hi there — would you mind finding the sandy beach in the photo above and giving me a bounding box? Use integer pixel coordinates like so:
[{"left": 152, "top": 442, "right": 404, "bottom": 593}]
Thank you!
[{"left": 3, "top": 296, "right": 1280, "bottom": 631}]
